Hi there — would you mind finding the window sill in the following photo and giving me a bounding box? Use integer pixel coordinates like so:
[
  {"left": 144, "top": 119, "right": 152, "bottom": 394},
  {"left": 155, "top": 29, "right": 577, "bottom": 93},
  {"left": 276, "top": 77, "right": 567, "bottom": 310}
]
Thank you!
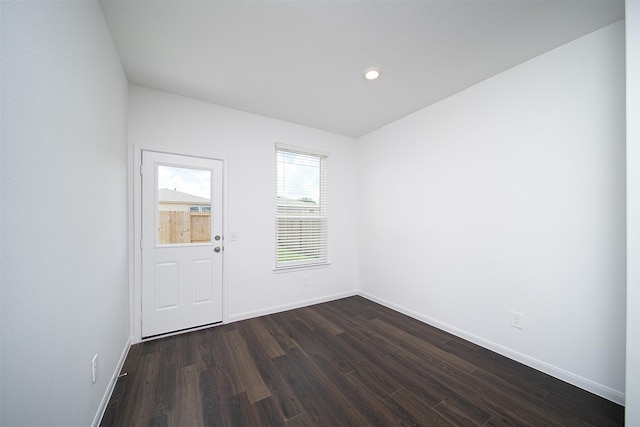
[{"left": 273, "top": 262, "right": 331, "bottom": 273}]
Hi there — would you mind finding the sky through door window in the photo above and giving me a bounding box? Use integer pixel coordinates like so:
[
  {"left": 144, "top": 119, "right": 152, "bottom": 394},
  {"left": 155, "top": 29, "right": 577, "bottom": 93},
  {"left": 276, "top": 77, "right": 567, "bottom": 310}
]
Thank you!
[{"left": 275, "top": 145, "right": 328, "bottom": 269}]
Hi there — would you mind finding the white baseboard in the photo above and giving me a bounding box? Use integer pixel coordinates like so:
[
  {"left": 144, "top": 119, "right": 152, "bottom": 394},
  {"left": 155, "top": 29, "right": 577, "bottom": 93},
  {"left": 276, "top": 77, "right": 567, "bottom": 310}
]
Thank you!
[
  {"left": 91, "top": 336, "right": 132, "bottom": 427},
  {"left": 227, "top": 290, "right": 358, "bottom": 323},
  {"left": 358, "top": 291, "right": 625, "bottom": 406}
]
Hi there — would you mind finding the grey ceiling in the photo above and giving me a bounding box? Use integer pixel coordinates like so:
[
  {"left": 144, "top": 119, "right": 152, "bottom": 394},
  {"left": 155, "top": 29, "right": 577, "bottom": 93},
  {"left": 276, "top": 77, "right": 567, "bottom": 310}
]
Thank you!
[{"left": 100, "top": 0, "right": 624, "bottom": 138}]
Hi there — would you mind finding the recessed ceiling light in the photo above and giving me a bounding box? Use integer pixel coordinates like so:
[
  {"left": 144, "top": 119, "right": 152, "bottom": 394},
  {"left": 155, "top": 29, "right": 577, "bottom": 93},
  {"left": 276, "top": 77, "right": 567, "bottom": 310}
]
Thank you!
[{"left": 364, "top": 67, "right": 381, "bottom": 81}]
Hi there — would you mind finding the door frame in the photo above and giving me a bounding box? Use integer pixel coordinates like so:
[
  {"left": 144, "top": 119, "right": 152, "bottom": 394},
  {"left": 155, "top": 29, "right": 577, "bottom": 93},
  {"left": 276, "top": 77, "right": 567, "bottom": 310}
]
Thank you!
[{"left": 130, "top": 145, "right": 229, "bottom": 343}]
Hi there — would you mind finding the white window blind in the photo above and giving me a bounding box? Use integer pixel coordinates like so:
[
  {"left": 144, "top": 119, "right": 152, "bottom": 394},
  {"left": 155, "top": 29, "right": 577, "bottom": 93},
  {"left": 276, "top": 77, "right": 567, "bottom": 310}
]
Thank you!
[{"left": 275, "top": 146, "right": 328, "bottom": 269}]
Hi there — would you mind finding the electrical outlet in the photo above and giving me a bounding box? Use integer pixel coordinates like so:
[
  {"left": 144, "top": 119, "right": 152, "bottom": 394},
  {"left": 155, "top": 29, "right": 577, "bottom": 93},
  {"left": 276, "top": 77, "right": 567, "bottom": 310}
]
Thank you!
[
  {"left": 92, "top": 354, "right": 99, "bottom": 383},
  {"left": 510, "top": 311, "right": 524, "bottom": 329},
  {"left": 304, "top": 276, "right": 310, "bottom": 287}
]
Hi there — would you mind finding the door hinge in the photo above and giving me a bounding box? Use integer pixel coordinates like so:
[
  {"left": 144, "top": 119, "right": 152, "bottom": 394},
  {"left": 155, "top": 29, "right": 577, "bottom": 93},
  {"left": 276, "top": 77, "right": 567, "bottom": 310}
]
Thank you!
[{"left": 140, "top": 164, "right": 143, "bottom": 176}]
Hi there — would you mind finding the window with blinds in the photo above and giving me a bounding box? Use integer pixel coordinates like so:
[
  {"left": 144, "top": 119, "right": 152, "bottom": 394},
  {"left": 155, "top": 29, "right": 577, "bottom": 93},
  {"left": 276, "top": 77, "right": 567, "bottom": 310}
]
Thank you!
[{"left": 275, "top": 145, "right": 328, "bottom": 269}]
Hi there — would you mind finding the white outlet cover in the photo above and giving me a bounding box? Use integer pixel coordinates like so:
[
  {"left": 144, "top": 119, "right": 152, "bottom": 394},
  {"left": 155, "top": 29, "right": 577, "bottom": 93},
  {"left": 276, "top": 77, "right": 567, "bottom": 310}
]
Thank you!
[
  {"left": 92, "top": 354, "right": 98, "bottom": 383},
  {"left": 510, "top": 311, "right": 523, "bottom": 329}
]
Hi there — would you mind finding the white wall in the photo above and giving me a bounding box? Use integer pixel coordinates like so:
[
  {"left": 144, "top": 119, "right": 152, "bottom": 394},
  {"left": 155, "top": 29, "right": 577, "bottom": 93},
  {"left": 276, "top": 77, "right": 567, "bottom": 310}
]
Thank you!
[
  {"left": 356, "top": 21, "right": 626, "bottom": 403},
  {"left": 626, "top": 1, "right": 640, "bottom": 423},
  {"left": 1, "top": 2, "right": 130, "bottom": 426},
  {"left": 128, "top": 86, "right": 358, "bottom": 327}
]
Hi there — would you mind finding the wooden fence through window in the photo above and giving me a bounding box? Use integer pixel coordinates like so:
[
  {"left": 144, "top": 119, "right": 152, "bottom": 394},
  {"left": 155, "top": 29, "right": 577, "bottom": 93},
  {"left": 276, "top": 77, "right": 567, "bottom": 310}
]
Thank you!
[{"left": 158, "top": 211, "right": 211, "bottom": 244}]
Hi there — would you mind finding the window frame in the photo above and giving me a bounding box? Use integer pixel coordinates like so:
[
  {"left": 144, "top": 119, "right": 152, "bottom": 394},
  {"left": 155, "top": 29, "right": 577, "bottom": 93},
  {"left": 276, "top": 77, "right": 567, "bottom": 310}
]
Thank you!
[{"left": 274, "top": 143, "right": 329, "bottom": 272}]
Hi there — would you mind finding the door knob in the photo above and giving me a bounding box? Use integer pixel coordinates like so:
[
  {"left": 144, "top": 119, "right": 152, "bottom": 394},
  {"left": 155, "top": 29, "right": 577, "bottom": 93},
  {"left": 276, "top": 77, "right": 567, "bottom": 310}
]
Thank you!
[{"left": 214, "top": 247, "right": 221, "bottom": 253}]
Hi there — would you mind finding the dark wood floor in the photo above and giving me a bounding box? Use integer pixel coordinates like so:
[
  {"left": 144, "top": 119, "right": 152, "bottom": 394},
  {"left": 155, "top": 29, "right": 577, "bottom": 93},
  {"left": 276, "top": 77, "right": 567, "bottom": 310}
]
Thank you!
[{"left": 100, "top": 296, "right": 624, "bottom": 426}]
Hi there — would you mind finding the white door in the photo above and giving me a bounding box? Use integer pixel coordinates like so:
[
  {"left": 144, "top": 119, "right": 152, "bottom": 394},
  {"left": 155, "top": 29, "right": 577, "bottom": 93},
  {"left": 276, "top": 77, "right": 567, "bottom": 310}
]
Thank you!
[{"left": 141, "top": 151, "right": 223, "bottom": 338}]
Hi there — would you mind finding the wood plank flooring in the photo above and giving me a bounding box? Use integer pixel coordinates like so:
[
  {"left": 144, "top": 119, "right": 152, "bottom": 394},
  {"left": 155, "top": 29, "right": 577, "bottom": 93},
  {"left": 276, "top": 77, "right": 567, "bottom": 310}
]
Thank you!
[{"left": 100, "top": 296, "right": 624, "bottom": 426}]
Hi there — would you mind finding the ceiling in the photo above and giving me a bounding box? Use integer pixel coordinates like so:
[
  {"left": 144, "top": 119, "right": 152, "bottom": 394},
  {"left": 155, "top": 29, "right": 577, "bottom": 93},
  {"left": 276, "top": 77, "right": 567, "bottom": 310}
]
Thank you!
[{"left": 100, "top": 0, "right": 624, "bottom": 138}]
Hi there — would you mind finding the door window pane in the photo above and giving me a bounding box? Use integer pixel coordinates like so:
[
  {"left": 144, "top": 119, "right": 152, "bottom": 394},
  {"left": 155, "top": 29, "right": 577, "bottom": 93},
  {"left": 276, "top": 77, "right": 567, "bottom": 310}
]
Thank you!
[{"left": 157, "top": 165, "right": 211, "bottom": 244}]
